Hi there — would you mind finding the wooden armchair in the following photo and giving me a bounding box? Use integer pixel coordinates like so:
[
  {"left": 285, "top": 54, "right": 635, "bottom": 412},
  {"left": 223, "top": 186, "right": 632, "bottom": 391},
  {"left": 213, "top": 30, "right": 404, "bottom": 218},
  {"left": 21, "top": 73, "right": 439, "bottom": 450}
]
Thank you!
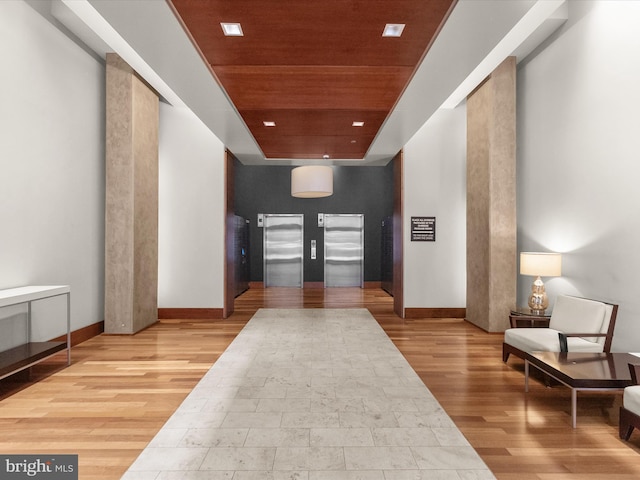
[
  {"left": 620, "top": 363, "right": 640, "bottom": 441},
  {"left": 503, "top": 295, "right": 619, "bottom": 363}
]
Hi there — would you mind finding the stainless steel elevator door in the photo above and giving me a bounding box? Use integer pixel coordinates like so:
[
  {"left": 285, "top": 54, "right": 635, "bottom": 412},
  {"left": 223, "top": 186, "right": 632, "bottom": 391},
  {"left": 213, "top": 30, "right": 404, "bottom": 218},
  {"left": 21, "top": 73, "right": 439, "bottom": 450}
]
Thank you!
[
  {"left": 263, "top": 214, "right": 304, "bottom": 287},
  {"left": 324, "top": 214, "right": 364, "bottom": 287}
]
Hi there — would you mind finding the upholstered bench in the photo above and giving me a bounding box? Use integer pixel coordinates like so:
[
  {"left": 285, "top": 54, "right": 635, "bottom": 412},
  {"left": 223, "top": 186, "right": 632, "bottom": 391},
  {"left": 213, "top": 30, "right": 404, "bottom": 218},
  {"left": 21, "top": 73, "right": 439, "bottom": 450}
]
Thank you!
[
  {"left": 503, "top": 295, "right": 618, "bottom": 363},
  {"left": 620, "top": 364, "right": 640, "bottom": 441}
]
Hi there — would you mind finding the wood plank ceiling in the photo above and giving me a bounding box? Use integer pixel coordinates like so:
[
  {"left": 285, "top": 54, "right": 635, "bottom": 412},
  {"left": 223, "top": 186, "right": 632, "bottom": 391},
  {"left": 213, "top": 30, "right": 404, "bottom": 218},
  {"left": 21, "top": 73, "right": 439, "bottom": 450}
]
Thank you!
[{"left": 169, "top": 0, "right": 456, "bottom": 160}]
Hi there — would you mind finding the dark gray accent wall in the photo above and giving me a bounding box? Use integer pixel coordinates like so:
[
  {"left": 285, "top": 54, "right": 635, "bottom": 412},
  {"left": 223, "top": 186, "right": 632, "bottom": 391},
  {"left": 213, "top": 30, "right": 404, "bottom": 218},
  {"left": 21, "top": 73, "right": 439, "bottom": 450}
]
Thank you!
[{"left": 235, "top": 163, "right": 394, "bottom": 283}]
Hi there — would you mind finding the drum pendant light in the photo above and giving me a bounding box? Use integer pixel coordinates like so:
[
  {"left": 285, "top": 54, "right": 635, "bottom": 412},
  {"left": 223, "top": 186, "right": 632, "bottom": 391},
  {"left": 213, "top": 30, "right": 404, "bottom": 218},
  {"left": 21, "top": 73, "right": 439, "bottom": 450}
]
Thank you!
[{"left": 291, "top": 166, "right": 333, "bottom": 198}]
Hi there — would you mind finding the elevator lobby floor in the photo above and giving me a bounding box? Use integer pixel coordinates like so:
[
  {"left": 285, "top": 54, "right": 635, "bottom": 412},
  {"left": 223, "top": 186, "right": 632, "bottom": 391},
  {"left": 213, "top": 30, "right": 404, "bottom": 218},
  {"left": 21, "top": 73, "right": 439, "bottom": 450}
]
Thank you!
[
  {"left": 0, "top": 287, "right": 639, "bottom": 478},
  {"left": 122, "top": 307, "right": 493, "bottom": 479}
]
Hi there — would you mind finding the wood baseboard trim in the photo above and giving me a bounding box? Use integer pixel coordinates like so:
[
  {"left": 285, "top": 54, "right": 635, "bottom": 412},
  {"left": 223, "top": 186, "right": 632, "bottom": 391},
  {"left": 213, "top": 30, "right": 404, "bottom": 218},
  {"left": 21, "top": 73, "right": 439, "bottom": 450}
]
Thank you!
[
  {"left": 404, "top": 308, "right": 466, "bottom": 319},
  {"left": 248, "top": 282, "right": 382, "bottom": 289},
  {"left": 157, "top": 308, "right": 224, "bottom": 320},
  {"left": 51, "top": 320, "right": 104, "bottom": 347}
]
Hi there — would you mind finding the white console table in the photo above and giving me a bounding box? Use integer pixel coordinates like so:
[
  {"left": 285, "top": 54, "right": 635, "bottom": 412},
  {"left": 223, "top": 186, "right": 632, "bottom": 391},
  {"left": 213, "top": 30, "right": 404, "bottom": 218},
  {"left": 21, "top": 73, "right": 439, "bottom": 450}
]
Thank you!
[{"left": 0, "top": 285, "right": 71, "bottom": 380}]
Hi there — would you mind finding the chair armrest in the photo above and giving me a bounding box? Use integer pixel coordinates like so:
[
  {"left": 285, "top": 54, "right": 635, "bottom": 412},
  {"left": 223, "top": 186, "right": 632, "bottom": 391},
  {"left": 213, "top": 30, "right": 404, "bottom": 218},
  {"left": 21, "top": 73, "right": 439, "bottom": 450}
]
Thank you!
[
  {"left": 561, "top": 333, "right": 607, "bottom": 337},
  {"left": 558, "top": 332, "right": 608, "bottom": 353}
]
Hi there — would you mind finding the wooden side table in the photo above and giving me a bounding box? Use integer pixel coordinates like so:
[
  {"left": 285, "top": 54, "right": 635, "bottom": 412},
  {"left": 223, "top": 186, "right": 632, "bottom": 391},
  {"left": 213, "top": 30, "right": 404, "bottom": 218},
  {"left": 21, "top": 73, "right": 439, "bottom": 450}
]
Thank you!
[{"left": 509, "top": 308, "right": 551, "bottom": 328}]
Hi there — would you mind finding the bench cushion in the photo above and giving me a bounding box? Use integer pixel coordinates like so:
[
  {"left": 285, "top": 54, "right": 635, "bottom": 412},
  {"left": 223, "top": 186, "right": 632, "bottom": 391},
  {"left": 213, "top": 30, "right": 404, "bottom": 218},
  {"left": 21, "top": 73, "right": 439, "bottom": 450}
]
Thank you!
[
  {"left": 504, "top": 327, "right": 605, "bottom": 353},
  {"left": 624, "top": 385, "right": 640, "bottom": 415}
]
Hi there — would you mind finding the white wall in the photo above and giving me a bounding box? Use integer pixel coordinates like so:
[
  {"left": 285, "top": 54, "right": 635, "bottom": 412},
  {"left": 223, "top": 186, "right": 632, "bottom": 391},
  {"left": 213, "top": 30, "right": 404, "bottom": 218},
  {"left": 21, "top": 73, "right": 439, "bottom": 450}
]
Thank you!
[
  {"left": 158, "top": 103, "right": 226, "bottom": 308},
  {"left": 403, "top": 107, "right": 467, "bottom": 309},
  {"left": 517, "top": 0, "right": 640, "bottom": 351},
  {"left": 0, "top": 0, "right": 105, "bottom": 342}
]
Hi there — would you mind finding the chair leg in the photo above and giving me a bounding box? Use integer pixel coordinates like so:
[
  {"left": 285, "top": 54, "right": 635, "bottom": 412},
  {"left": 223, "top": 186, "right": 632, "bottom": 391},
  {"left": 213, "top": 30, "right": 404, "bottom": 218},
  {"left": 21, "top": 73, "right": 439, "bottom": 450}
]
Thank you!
[
  {"left": 620, "top": 407, "right": 636, "bottom": 440},
  {"left": 502, "top": 343, "right": 510, "bottom": 362}
]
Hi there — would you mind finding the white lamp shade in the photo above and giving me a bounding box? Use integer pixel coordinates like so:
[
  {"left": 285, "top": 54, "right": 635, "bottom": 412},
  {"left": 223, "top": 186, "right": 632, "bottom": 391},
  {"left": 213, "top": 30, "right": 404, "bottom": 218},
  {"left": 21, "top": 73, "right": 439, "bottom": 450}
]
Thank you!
[
  {"left": 291, "top": 166, "right": 333, "bottom": 198},
  {"left": 520, "top": 252, "right": 562, "bottom": 277}
]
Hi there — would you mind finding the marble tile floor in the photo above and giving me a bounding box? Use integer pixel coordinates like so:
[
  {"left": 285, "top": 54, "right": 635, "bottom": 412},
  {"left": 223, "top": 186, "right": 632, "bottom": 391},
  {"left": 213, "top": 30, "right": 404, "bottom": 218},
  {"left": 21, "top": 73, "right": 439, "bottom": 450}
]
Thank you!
[{"left": 122, "top": 308, "right": 495, "bottom": 480}]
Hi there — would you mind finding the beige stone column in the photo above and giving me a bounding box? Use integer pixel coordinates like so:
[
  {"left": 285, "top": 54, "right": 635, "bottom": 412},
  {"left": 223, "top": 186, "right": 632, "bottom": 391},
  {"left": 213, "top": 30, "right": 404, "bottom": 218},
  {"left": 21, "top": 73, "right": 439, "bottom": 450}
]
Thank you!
[
  {"left": 105, "top": 53, "right": 159, "bottom": 334},
  {"left": 466, "top": 57, "right": 517, "bottom": 332}
]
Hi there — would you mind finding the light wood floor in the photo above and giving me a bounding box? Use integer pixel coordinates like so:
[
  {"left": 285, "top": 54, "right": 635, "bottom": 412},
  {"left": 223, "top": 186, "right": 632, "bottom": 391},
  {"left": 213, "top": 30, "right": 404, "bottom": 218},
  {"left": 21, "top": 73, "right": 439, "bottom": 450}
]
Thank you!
[{"left": 1, "top": 287, "right": 639, "bottom": 479}]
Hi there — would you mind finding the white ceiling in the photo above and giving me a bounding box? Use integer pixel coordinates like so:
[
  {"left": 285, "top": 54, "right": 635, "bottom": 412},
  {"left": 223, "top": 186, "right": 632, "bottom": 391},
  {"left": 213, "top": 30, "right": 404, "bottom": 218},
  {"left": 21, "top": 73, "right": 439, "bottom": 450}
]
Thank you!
[{"left": 53, "top": 0, "right": 567, "bottom": 166}]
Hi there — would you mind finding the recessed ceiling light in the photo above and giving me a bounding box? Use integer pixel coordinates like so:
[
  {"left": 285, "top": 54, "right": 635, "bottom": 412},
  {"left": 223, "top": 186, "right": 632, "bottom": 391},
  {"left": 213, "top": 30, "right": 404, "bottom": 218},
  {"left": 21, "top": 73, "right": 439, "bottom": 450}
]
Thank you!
[
  {"left": 382, "top": 23, "right": 405, "bottom": 37},
  {"left": 323, "top": 154, "right": 330, "bottom": 159},
  {"left": 351, "top": 140, "right": 357, "bottom": 144},
  {"left": 221, "top": 23, "right": 243, "bottom": 36},
  {"left": 352, "top": 121, "right": 365, "bottom": 127},
  {"left": 263, "top": 121, "right": 276, "bottom": 127}
]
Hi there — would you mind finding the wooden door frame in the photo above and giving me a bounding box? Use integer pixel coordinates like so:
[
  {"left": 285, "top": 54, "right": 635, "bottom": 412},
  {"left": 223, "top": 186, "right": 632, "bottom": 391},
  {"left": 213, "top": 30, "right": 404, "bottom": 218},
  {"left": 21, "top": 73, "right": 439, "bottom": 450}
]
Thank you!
[
  {"left": 392, "top": 150, "right": 404, "bottom": 318},
  {"left": 223, "top": 150, "right": 236, "bottom": 318}
]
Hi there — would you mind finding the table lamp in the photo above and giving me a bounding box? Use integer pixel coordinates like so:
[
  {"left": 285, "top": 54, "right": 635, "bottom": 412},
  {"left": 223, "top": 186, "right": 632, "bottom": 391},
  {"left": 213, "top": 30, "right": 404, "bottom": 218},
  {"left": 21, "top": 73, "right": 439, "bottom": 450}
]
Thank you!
[{"left": 520, "top": 252, "right": 562, "bottom": 315}]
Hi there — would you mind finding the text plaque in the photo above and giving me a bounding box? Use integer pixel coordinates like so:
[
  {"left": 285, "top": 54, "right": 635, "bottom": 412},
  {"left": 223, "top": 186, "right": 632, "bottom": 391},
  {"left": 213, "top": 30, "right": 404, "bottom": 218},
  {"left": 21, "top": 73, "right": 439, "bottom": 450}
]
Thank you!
[{"left": 411, "top": 216, "right": 436, "bottom": 242}]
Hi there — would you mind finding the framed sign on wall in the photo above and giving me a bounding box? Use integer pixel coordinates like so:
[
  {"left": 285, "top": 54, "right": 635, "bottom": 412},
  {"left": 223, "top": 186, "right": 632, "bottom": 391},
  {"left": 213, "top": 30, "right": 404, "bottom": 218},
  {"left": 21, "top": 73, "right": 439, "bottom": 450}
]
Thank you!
[{"left": 411, "top": 216, "right": 436, "bottom": 242}]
